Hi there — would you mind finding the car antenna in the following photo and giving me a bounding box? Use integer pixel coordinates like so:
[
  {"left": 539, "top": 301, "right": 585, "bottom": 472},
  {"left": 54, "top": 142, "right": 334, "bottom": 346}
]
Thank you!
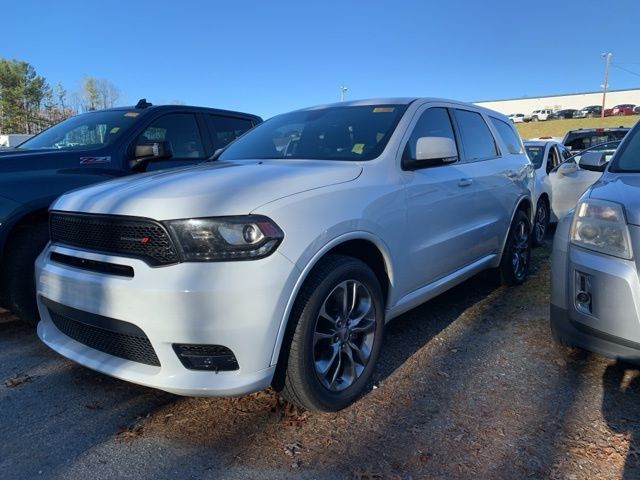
[{"left": 135, "top": 98, "right": 153, "bottom": 109}]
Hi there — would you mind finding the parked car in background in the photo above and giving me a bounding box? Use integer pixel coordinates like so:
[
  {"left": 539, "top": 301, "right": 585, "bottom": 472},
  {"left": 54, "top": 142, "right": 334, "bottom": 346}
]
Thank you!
[
  {"left": 547, "top": 141, "right": 620, "bottom": 223},
  {"left": 36, "top": 98, "right": 534, "bottom": 412},
  {"left": 634, "top": 106, "right": 640, "bottom": 115},
  {"left": 604, "top": 104, "right": 636, "bottom": 116},
  {"left": 0, "top": 100, "right": 262, "bottom": 325},
  {"left": 573, "top": 105, "right": 602, "bottom": 119},
  {"left": 524, "top": 140, "right": 572, "bottom": 244},
  {"left": 508, "top": 113, "right": 525, "bottom": 123},
  {"left": 562, "top": 127, "right": 629, "bottom": 153},
  {"left": 524, "top": 109, "right": 553, "bottom": 122},
  {"left": 550, "top": 121, "right": 640, "bottom": 363},
  {"left": 548, "top": 109, "right": 579, "bottom": 120},
  {"left": 0, "top": 134, "right": 33, "bottom": 148}
]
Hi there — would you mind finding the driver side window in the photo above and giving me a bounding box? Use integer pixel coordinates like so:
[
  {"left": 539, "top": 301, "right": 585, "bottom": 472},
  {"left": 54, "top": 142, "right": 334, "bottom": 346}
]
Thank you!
[
  {"left": 405, "top": 107, "right": 457, "bottom": 161},
  {"left": 546, "top": 146, "right": 560, "bottom": 174},
  {"left": 138, "top": 114, "right": 205, "bottom": 159}
]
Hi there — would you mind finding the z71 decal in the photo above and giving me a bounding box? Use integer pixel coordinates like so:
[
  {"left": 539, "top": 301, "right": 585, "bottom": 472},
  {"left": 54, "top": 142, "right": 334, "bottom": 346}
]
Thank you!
[{"left": 80, "top": 156, "right": 112, "bottom": 165}]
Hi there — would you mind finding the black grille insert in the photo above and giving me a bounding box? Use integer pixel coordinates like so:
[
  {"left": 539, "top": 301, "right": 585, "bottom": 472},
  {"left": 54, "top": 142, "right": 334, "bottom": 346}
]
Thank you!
[
  {"left": 173, "top": 344, "right": 239, "bottom": 371},
  {"left": 50, "top": 212, "right": 179, "bottom": 266},
  {"left": 50, "top": 252, "right": 135, "bottom": 278},
  {"left": 43, "top": 298, "right": 160, "bottom": 367}
]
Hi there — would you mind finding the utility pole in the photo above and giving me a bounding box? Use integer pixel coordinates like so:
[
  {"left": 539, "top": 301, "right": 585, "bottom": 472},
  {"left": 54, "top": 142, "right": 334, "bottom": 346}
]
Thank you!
[
  {"left": 601, "top": 52, "right": 612, "bottom": 118},
  {"left": 340, "top": 85, "right": 348, "bottom": 102}
]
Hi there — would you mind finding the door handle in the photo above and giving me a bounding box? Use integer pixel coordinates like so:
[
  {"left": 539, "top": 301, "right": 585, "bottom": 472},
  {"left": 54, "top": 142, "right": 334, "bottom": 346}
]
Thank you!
[{"left": 458, "top": 178, "right": 473, "bottom": 187}]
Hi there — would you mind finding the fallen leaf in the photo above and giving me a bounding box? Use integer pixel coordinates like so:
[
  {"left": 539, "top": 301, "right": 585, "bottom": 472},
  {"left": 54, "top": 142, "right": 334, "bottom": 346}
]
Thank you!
[{"left": 4, "top": 374, "right": 32, "bottom": 388}]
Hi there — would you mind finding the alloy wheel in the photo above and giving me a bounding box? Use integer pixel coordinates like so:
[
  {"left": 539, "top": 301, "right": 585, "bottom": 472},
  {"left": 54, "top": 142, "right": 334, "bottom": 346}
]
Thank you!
[
  {"left": 313, "top": 280, "right": 376, "bottom": 392},
  {"left": 511, "top": 219, "right": 530, "bottom": 281},
  {"left": 534, "top": 203, "right": 547, "bottom": 244}
]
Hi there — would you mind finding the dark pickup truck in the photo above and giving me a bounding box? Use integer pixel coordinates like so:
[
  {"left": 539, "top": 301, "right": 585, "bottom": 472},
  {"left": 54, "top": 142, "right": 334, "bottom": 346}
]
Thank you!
[{"left": 0, "top": 100, "right": 261, "bottom": 324}]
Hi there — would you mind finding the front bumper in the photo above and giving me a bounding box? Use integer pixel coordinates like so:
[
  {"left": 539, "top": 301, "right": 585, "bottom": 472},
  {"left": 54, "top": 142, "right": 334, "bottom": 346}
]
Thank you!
[
  {"left": 550, "top": 240, "right": 640, "bottom": 362},
  {"left": 36, "top": 243, "right": 300, "bottom": 396}
]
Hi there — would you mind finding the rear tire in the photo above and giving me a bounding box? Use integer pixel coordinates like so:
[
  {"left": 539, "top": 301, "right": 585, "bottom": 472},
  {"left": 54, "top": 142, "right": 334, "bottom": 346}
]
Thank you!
[
  {"left": 497, "top": 210, "right": 531, "bottom": 286},
  {"left": 2, "top": 223, "right": 48, "bottom": 326},
  {"left": 277, "top": 254, "right": 385, "bottom": 412},
  {"left": 532, "top": 197, "right": 550, "bottom": 247}
]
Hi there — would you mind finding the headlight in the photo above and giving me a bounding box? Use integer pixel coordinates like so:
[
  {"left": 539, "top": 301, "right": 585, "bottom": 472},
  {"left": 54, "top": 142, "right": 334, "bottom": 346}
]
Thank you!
[
  {"left": 165, "top": 215, "right": 284, "bottom": 261},
  {"left": 570, "top": 200, "right": 633, "bottom": 260}
]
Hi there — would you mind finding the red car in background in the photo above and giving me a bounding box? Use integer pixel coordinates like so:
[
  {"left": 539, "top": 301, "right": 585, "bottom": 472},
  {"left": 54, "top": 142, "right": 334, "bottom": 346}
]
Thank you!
[{"left": 604, "top": 104, "right": 636, "bottom": 116}]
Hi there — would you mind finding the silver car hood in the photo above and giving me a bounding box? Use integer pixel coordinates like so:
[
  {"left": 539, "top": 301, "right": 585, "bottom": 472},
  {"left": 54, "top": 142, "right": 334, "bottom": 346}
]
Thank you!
[
  {"left": 52, "top": 160, "right": 363, "bottom": 220},
  {"left": 589, "top": 172, "right": 640, "bottom": 226}
]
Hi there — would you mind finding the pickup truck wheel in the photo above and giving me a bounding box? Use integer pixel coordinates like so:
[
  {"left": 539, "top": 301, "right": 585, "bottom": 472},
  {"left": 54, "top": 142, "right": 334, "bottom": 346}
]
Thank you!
[
  {"left": 497, "top": 210, "right": 531, "bottom": 286},
  {"left": 278, "top": 254, "right": 384, "bottom": 412},
  {"left": 3, "top": 223, "right": 48, "bottom": 326},
  {"left": 532, "top": 198, "right": 549, "bottom": 247},
  {"left": 532, "top": 116, "right": 539, "bottom": 122}
]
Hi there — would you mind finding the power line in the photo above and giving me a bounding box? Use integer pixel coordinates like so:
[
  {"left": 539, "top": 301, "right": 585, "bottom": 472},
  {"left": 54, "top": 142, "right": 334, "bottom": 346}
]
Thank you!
[{"left": 611, "top": 63, "right": 640, "bottom": 78}]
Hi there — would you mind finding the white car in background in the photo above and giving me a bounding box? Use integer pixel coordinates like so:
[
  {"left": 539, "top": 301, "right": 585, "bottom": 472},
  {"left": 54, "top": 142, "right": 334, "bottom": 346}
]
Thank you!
[
  {"left": 508, "top": 113, "right": 525, "bottom": 123},
  {"left": 524, "top": 109, "right": 553, "bottom": 122},
  {"left": 524, "top": 140, "right": 620, "bottom": 244}
]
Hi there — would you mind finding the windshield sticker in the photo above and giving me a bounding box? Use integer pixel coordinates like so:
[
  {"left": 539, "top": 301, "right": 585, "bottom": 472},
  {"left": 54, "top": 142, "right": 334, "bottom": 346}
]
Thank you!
[
  {"left": 124, "top": 112, "right": 139, "bottom": 117},
  {"left": 110, "top": 127, "right": 120, "bottom": 134},
  {"left": 351, "top": 143, "right": 364, "bottom": 154},
  {"left": 80, "top": 156, "right": 111, "bottom": 165},
  {"left": 373, "top": 107, "right": 395, "bottom": 113}
]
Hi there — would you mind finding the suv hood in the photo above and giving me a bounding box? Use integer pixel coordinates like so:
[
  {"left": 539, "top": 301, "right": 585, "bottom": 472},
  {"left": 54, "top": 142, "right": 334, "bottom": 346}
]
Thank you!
[
  {"left": 589, "top": 173, "right": 640, "bottom": 226},
  {"left": 52, "top": 160, "right": 363, "bottom": 219}
]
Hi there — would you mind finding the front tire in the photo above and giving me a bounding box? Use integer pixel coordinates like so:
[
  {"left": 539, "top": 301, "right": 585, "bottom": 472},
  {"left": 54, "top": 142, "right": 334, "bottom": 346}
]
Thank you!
[
  {"left": 278, "top": 255, "right": 385, "bottom": 412},
  {"left": 2, "top": 223, "right": 49, "bottom": 326},
  {"left": 498, "top": 210, "right": 531, "bottom": 286},
  {"left": 532, "top": 198, "right": 550, "bottom": 247}
]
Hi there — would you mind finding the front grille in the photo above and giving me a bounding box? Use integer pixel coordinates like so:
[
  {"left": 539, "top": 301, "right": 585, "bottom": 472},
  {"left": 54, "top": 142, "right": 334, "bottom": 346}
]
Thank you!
[
  {"left": 50, "top": 212, "right": 179, "bottom": 266},
  {"left": 46, "top": 301, "right": 160, "bottom": 367}
]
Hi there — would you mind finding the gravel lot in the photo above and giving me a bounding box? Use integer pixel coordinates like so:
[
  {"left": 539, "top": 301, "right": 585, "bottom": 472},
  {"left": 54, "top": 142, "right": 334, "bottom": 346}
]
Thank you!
[{"left": 2, "top": 243, "right": 640, "bottom": 479}]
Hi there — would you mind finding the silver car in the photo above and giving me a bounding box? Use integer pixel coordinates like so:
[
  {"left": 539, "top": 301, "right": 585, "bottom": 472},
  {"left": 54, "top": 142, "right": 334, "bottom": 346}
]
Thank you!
[{"left": 551, "top": 121, "right": 640, "bottom": 361}]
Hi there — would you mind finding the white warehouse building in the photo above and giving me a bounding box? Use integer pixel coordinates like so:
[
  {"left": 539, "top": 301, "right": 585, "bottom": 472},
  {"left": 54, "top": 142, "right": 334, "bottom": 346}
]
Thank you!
[{"left": 475, "top": 87, "right": 640, "bottom": 115}]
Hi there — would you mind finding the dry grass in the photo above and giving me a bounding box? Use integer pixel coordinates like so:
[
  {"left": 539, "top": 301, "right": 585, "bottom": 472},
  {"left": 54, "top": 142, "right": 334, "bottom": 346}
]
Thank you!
[{"left": 516, "top": 115, "right": 640, "bottom": 140}]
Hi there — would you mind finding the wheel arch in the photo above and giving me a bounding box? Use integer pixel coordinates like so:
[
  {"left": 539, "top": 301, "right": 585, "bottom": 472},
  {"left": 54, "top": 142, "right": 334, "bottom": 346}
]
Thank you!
[
  {"left": 496, "top": 196, "right": 533, "bottom": 266},
  {"left": 269, "top": 232, "right": 394, "bottom": 372}
]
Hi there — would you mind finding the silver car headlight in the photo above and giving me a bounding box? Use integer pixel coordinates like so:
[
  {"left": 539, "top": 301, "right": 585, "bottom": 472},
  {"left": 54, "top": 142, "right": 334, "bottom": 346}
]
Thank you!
[
  {"left": 165, "top": 215, "right": 284, "bottom": 261},
  {"left": 570, "top": 199, "right": 633, "bottom": 260}
]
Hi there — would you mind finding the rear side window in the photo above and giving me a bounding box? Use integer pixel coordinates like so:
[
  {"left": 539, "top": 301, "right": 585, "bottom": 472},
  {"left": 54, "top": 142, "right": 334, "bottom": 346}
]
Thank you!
[
  {"left": 404, "top": 107, "right": 457, "bottom": 160},
  {"left": 138, "top": 113, "right": 205, "bottom": 158},
  {"left": 453, "top": 109, "right": 498, "bottom": 161},
  {"left": 209, "top": 115, "right": 254, "bottom": 150},
  {"left": 489, "top": 117, "right": 523, "bottom": 154}
]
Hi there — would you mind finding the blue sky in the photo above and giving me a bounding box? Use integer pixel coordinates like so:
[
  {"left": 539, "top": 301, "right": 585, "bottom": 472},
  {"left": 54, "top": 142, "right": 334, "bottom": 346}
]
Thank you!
[{"left": 2, "top": 0, "right": 640, "bottom": 118}]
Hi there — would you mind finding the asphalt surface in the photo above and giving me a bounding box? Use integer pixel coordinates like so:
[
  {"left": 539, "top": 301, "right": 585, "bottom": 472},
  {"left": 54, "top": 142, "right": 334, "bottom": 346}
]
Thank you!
[{"left": 2, "top": 243, "right": 640, "bottom": 479}]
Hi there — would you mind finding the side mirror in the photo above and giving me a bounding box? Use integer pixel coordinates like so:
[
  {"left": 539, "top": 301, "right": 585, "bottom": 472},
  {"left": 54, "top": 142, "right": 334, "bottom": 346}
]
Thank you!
[
  {"left": 579, "top": 151, "right": 609, "bottom": 172},
  {"left": 556, "top": 162, "right": 578, "bottom": 177},
  {"left": 403, "top": 136, "right": 457, "bottom": 170},
  {"left": 130, "top": 141, "right": 173, "bottom": 171}
]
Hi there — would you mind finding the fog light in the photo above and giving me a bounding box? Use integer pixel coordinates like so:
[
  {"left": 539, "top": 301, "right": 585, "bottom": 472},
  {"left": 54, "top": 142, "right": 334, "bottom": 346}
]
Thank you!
[
  {"left": 575, "top": 271, "right": 593, "bottom": 314},
  {"left": 172, "top": 344, "right": 239, "bottom": 372}
]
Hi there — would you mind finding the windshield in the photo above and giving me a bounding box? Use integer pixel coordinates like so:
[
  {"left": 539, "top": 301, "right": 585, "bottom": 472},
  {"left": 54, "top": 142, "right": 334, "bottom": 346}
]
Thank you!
[
  {"left": 18, "top": 110, "right": 140, "bottom": 150},
  {"left": 219, "top": 105, "right": 407, "bottom": 161},
  {"left": 610, "top": 125, "right": 640, "bottom": 173},
  {"left": 525, "top": 145, "right": 544, "bottom": 169}
]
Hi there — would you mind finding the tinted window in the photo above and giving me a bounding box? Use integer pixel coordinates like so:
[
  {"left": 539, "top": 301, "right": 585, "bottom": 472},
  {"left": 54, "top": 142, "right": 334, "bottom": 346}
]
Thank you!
[
  {"left": 19, "top": 110, "right": 138, "bottom": 150},
  {"left": 210, "top": 115, "right": 254, "bottom": 149},
  {"left": 219, "top": 105, "right": 407, "bottom": 161},
  {"left": 559, "top": 145, "right": 572, "bottom": 160},
  {"left": 564, "top": 130, "right": 628, "bottom": 151},
  {"left": 610, "top": 126, "right": 640, "bottom": 172},
  {"left": 405, "top": 107, "right": 457, "bottom": 160},
  {"left": 453, "top": 109, "right": 498, "bottom": 161},
  {"left": 490, "top": 117, "right": 523, "bottom": 154},
  {"left": 138, "top": 114, "right": 204, "bottom": 158}
]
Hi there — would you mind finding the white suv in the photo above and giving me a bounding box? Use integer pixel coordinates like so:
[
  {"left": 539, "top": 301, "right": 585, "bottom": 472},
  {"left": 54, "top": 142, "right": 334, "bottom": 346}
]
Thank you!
[
  {"left": 36, "top": 98, "right": 534, "bottom": 411},
  {"left": 525, "top": 109, "right": 553, "bottom": 122}
]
